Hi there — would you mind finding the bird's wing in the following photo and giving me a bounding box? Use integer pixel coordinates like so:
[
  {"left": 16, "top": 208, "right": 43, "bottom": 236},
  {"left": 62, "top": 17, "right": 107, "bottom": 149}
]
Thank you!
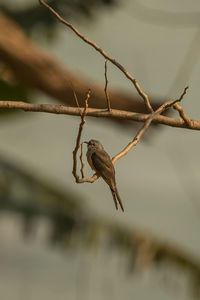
[
  {"left": 91, "top": 150, "right": 124, "bottom": 211},
  {"left": 91, "top": 150, "right": 115, "bottom": 186}
]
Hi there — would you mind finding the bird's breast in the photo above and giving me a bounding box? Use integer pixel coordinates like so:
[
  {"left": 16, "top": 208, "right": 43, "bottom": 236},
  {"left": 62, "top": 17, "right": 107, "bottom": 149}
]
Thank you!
[{"left": 87, "top": 151, "right": 97, "bottom": 171}]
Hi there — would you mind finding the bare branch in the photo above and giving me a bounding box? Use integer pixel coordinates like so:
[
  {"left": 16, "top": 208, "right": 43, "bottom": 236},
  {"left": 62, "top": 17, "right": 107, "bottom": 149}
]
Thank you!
[
  {"left": 80, "top": 142, "right": 85, "bottom": 179},
  {"left": 172, "top": 86, "right": 192, "bottom": 127},
  {"left": 112, "top": 89, "right": 188, "bottom": 164},
  {"left": 72, "top": 90, "right": 90, "bottom": 183},
  {"left": 0, "top": 12, "right": 158, "bottom": 115},
  {"left": 173, "top": 103, "right": 192, "bottom": 127},
  {"left": 38, "top": 0, "right": 153, "bottom": 113},
  {"left": 0, "top": 100, "right": 199, "bottom": 130},
  {"left": 177, "top": 86, "right": 189, "bottom": 102},
  {"left": 104, "top": 60, "right": 111, "bottom": 111},
  {"left": 72, "top": 90, "right": 99, "bottom": 184}
]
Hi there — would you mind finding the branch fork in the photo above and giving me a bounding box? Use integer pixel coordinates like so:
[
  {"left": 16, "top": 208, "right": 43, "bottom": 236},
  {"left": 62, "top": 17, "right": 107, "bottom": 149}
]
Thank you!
[
  {"left": 0, "top": 2, "right": 195, "bottom": 188},
  {"left": 72, "top": 86, "right": 189, "bottom": 184}
]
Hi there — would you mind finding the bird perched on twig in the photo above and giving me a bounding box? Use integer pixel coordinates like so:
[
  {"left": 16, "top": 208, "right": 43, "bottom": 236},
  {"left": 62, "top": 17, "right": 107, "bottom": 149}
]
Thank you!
[{"left": 84, "top": 139, "right": 124, "bottom": 211}]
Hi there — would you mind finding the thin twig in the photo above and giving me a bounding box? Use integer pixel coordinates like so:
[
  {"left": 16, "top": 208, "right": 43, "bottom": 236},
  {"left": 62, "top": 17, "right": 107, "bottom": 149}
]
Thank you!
[
  {"left": 112, "top": 88, "right": 188, "bottom": 164},
  {"left": 38, "top": 0, "right": 153, "bottom": 113},
  {"left": 70, "top": 81, "right": 81, "bottom": 112},
  {"left": 72, "top": 90, "right": 100, "bottom": 183},
  {"left": 172, "top": 86, "right": 192, "bottom": 127},
  {"left": 177, "top": 86, "right": 189, "bottom": 102},
  {"left": 72, "top": 90, "right": 90, "bottom": 183},
  {"left": 104, "top": 60, "right": 111, "bottom": 111},
  {"left": 173, "top": 103, "right": 192, "bottom": 127},
  {"left": 0, "top": 100, "right": 198, "bottom": 130},
  {"left": 80, "top": 142, "right": 85, "bottom": 179}
]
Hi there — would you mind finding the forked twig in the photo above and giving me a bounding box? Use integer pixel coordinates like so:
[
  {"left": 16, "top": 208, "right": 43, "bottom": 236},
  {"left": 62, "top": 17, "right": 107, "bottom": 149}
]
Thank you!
[
  {"left": 173, "top": 103, "right": 192, "bottom": 127},
  {"left": 38, "top": 0, "right": 153, "bottom": 113},
  {"left": 72, "top": 90, "right": 99, "bottom": 183},
  {"left": 112, "top": 87, "right": 188, "bottom": 164},
  {"left": 172, "top": 86, "right": 192, "bottom": 127},
  {"left": 72, "top": 89, "right": 90, "bottom": 182},
  {"left": 38, "top": 1, "right": 192, "bottom": 186},
  {"left": 72, "top": 86, "right": 188, "bottom": 186}
]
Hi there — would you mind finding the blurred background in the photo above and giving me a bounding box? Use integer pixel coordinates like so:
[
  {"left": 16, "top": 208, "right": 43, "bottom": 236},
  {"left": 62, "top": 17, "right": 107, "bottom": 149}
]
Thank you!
[{"left": 0, "top": 0, "right": 200, "bottom": 299}]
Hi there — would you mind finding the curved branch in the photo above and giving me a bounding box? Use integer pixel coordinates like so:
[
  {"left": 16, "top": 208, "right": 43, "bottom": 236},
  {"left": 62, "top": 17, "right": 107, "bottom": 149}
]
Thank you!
[
  {"left": 0, "top": 12, "right": 156, "bottom": 115},
  {"left": 173, "top": 103, "right": 192, "bottom": 127},
  {"left": 38, "top": 0, "right": 153, "bottom": 113},
  {"left": 72, "top": 90, "right": 99, "bottom": 183},
  {"left": 112, "top": 97, "right": 186, "bottom": 163}
]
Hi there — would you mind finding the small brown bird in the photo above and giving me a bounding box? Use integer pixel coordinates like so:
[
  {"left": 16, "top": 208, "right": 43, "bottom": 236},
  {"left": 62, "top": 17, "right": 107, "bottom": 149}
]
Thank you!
[{"left": 85, "top": 139, "right": 124, "bottom": 211}]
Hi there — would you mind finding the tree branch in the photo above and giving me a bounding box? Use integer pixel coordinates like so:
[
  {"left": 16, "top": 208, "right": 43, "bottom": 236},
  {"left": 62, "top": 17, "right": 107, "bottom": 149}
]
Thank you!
[
  {"left": 0, "top": 12, "right": 159, "bottom": 118},
  {"left": 0, "top": 100, "right": 199, "bottom": 130},
  {"left": 72, "top": 90, "right": 99, "bottom": 184},
  {"left": 112, "top": 95, "right": 187, "bottom": 163},
  {"left": 38, "top": 0, "right": 153, "bottom": 113},
  {"left": 173, "top": 103, "right": 192, "bottom": 127}
]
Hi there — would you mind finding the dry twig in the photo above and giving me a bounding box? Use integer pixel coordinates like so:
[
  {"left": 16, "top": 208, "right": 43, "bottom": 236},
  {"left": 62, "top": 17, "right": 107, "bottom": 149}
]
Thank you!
[
  {"left": 172, "top": 87, "right": 192, "bottom": 127},
  {"left": 112, "top": 88, "right": 188, "bottom": 163},
  {"left": 80, "top": 142, "right": 85, "bottom": 179},
  {"left": 70, "top": 81, "right": 81, "bottom": 111},
  {"left": 72, "top": 90, "right": 99, "bottom": 183},
  {"left": 104, "top": 60, "right": 111, "bottom": 111},
  {"left": 173, "top": 103, "right": 192, "bottom": 127},
  {"left": 38, "top": 0, "right": 153, "bottom": 113}
]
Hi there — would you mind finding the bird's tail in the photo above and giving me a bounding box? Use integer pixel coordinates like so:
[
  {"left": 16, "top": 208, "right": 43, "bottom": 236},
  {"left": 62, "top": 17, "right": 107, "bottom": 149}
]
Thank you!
[{"left": 110, "top": 187, "right": 124, "bottom": 212}]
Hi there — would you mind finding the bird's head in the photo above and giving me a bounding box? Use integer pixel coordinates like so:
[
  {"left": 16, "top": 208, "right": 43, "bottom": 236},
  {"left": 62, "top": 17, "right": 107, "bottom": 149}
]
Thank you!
[{"left": 84, "top": 139, "right": 104, "bottom": 150}]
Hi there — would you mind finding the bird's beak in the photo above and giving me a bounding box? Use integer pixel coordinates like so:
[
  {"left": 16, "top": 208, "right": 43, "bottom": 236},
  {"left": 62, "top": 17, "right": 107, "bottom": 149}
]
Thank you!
[{"left": 84, "top": 141, "right": 89, "bottom": 144}]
